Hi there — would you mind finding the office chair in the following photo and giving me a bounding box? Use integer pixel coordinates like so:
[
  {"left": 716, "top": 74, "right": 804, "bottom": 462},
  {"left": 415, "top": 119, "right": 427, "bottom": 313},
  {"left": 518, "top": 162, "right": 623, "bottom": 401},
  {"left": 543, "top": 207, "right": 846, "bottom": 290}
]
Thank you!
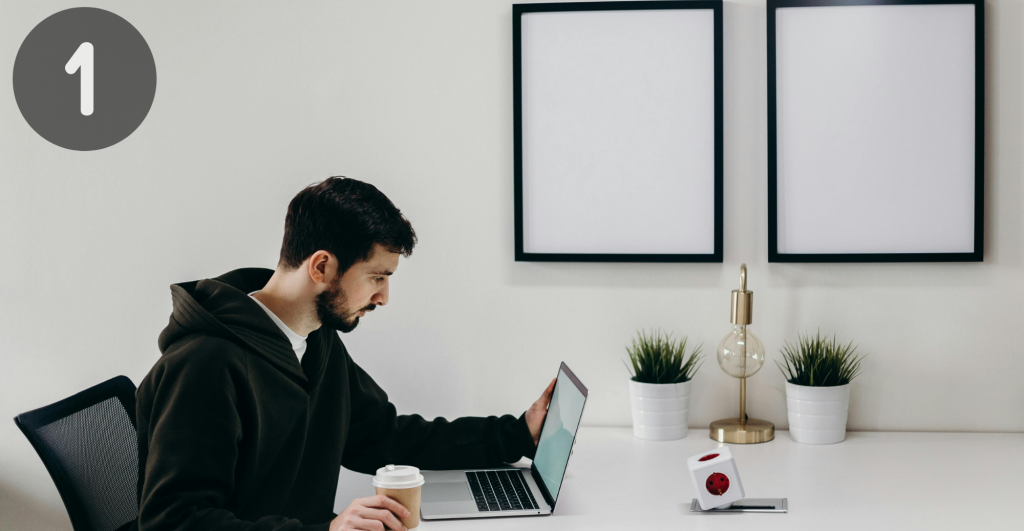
[{"left": 14, "top": 375, "right": 139, "bottom": 531}]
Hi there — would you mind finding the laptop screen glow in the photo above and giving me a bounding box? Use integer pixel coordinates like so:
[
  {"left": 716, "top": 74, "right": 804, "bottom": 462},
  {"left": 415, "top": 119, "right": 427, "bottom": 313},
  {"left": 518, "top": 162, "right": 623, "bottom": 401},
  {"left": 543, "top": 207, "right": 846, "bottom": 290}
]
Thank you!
[{"left": 532, "top": 367, "right": 586, "bottom": 503}]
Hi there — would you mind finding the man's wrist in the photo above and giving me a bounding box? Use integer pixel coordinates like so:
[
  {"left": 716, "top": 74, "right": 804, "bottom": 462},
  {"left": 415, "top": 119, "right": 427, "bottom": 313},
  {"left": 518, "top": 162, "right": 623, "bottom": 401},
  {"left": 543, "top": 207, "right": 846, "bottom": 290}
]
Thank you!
[{"left": 515, "top": 412, "right": 537, "bottom": 459}]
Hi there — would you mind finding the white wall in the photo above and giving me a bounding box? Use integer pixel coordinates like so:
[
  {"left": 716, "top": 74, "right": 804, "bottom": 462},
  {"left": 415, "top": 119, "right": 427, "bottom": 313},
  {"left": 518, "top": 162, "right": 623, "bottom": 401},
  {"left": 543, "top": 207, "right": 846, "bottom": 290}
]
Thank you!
[{"left": 1, "top": 0, "right": 1021, "bottom": 528}]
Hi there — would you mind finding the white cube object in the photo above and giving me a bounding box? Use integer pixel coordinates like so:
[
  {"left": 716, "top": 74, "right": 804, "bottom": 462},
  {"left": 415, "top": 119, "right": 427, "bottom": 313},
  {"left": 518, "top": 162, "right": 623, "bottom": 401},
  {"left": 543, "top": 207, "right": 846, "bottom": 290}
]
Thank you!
[{"left": 687, "top": 447, "right": 745, "bottom": 510}]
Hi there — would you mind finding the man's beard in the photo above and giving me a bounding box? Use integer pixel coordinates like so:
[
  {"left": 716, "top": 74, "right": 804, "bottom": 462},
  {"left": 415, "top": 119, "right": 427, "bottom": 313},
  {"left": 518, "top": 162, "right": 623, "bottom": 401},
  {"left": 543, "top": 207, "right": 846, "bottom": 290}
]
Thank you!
[
  {"left": 314, "top": 276, "right": 372, "bottom": 333},
  {"left": 313, "top": 278, "right": 354, "bottom": 331}
]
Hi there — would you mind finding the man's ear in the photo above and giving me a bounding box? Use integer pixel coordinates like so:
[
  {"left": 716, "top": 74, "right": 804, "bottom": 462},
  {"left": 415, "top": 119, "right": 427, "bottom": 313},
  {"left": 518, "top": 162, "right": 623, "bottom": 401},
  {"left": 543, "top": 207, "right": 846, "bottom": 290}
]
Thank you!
[{"left": 306, "top": 251, "right": 334, "bottom": 285}]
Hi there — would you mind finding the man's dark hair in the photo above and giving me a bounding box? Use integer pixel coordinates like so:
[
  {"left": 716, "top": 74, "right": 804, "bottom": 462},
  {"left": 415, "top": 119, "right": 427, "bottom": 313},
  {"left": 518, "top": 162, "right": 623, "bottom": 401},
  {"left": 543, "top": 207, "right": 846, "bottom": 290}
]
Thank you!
[{"left": 278, "top": 177, "right": 417, "bottom": 274}]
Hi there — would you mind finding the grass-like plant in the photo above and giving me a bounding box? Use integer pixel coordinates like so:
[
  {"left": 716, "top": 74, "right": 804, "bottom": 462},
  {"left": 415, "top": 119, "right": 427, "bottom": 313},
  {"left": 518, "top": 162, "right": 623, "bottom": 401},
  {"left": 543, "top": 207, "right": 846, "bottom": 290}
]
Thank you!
[
  {"left": 625, "top": 329, "right": 703, "bottom": 384},
  {"left": 776, "top": 330, "right": 866, "bottom": 387}
]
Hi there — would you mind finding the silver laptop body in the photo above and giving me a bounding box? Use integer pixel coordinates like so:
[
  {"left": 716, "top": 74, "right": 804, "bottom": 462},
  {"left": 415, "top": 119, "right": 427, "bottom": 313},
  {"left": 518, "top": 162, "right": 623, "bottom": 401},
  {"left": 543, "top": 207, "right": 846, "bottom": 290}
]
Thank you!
[{"left": 420, "top": 362, "right": 588, "bottom": 521}]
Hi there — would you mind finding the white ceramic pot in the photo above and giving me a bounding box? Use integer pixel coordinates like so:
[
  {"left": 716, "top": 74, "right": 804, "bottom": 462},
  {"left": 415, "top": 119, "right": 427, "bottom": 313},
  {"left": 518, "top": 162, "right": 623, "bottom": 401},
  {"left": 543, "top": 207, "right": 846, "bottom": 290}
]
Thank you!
[
  {"left": 628, "top": 379, "right": 691, "bottom": 440},
  {"left": 785, "top": 382, "right": 851, "bottom": 444}
]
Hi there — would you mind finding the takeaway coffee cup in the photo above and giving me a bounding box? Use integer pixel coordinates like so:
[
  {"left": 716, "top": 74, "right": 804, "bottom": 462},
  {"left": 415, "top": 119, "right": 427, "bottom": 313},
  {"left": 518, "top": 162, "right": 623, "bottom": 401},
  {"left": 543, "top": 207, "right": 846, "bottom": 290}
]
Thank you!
[{"left": 372, "top": 464, "right": 424, "bottom": 530}]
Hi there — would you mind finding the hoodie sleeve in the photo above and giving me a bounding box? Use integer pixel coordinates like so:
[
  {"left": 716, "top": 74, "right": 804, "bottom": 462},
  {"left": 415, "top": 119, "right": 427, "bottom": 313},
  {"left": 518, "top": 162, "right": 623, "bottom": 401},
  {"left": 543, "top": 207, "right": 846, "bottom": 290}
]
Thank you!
[
  {"left": 136, "top": 340, "right": 329, "bottom": 531},
  {"left": 340, "top": 355, "right": 537, "bottom": 474}
]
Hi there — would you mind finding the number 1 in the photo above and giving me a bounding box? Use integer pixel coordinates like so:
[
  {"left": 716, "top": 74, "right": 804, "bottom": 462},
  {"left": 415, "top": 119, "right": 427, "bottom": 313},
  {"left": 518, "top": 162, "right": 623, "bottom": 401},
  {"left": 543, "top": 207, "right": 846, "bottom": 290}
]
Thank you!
[{"left": 65, "top": 42, "right": 94, "bottom": 116}]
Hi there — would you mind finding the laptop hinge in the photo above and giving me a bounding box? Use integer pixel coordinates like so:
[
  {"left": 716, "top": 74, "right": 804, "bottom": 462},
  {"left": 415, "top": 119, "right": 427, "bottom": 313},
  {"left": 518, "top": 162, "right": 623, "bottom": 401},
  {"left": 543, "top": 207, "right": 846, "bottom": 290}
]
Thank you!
[{"left": 530, "top": 463, "right": 556, "bottom": 510}]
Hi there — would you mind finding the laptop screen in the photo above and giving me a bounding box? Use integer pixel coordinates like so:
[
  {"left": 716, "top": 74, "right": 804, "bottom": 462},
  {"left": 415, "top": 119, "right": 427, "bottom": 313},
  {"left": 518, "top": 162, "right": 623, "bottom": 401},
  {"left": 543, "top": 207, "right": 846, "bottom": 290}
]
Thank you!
[{"left": 532, "top": 363, "right": 587, "bottom": 505}]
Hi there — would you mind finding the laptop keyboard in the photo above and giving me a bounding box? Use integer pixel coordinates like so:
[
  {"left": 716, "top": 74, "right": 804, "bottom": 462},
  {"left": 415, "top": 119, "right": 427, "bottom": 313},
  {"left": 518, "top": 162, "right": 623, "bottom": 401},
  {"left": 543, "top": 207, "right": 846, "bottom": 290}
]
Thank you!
[{"left": 466, "top": 470, "right": 539, "bottom": 512}]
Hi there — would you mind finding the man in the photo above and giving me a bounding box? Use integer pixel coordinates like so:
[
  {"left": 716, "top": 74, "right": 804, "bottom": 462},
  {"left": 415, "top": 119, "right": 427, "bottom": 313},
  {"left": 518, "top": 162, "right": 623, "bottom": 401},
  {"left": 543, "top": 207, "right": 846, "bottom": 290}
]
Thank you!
[{"left": 135, "top": 177, "right": 555, "bottom": 531}]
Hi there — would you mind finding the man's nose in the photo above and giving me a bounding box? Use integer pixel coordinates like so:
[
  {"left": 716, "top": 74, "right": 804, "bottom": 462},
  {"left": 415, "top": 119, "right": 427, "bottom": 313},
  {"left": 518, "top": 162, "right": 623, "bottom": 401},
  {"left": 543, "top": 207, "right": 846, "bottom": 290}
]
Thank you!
[{"left": 374, "top": 283, "right": 389, "bottom": 306}]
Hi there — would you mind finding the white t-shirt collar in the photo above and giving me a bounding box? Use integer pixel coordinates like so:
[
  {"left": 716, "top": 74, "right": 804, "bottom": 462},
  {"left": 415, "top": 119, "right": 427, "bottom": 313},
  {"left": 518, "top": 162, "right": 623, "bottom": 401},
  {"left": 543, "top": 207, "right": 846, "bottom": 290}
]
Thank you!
[{"left": 248, "top": 290, "right": 308, "bottom": 363}]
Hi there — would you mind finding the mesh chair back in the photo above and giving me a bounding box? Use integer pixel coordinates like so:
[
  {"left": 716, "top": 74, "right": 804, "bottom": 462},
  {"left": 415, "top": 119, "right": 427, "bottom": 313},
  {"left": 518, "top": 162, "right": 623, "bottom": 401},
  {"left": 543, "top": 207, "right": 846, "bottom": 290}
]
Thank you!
[{"left": 14, "top": 375, "right": 139, "bottom": 531}]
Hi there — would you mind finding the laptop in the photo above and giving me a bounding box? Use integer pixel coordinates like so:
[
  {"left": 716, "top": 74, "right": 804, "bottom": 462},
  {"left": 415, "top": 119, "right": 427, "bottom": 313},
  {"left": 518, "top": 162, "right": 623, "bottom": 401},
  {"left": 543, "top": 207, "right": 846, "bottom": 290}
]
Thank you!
[{"left": 420, "top": 362, "right": 588, "bottom": 520}]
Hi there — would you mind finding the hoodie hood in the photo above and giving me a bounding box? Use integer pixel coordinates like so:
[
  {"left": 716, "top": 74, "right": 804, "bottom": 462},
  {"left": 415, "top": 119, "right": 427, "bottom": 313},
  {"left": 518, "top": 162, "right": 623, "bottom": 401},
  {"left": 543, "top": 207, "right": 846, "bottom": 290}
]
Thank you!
[{"left": 157, "top": 267, "right": 313, "bottom": 384}]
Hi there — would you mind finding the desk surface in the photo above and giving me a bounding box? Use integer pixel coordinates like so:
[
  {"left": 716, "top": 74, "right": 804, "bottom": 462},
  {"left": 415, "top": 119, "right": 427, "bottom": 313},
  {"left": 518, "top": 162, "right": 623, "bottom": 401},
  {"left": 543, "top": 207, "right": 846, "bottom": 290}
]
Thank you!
[{"left": 335, "top": 427, "right": 1023, "bottom": 530}]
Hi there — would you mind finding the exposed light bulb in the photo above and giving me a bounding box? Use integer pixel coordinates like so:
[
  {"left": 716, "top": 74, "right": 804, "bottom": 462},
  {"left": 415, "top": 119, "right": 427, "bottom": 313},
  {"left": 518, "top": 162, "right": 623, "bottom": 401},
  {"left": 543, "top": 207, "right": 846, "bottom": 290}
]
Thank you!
[{"left": 716, "top": 324, "right": 765, "bottom": 379}]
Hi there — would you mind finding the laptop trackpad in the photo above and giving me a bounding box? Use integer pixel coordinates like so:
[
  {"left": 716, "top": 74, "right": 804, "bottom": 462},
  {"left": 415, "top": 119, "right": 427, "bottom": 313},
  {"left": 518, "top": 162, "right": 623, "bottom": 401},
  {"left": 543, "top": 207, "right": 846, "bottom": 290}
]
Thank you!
[{"left": 424, "top": 481, "right": 471, "bottom": 503}]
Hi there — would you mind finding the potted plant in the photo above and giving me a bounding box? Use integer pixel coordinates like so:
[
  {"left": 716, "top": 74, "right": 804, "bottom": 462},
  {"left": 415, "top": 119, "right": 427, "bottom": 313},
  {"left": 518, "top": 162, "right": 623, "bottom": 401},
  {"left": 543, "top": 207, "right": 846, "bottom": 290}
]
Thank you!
[
  {"left": 777, "top": 331, "right": 866, "bottom": 444},
  {"left": 625, "top": 329, "right": 703, "bottom": 440}
]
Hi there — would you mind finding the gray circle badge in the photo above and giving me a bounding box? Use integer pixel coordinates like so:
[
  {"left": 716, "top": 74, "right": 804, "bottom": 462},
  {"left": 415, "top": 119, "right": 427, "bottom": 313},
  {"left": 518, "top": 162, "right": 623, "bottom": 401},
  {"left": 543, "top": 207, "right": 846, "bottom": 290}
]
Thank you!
[{"left": 13, "top": 8, "right": 157, "bottom": 151}]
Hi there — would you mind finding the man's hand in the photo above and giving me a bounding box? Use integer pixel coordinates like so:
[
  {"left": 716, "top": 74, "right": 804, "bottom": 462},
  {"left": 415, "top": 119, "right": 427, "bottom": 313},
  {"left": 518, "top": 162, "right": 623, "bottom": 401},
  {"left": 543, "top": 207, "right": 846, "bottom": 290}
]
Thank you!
[
  {"left": 525, "top": 378, "right": 556, "bottom": 446},
  {"left": 329, "top": 495, "right": 410, "bottom": 531}
]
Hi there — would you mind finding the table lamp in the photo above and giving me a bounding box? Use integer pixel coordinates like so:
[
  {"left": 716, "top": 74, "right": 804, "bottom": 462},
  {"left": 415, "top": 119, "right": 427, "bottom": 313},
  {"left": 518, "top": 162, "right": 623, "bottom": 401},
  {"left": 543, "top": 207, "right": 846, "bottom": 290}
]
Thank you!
[{"left": 710, "top": 264, "right": 774, "bottom": 443}]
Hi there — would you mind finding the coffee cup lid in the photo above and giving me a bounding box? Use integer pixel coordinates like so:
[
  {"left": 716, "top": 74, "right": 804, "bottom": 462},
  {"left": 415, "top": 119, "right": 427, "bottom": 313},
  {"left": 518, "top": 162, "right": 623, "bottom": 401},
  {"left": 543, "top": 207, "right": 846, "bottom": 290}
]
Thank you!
[{"left": 372, "top": 464, "right": 424, "bottom": 489}]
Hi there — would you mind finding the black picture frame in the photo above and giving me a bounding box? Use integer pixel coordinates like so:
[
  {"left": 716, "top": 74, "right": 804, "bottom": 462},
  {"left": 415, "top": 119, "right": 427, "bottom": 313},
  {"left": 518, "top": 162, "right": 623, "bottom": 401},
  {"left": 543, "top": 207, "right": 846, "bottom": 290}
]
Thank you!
[
  {"left": 767, "top": 0, "right": 985, "bottom": 263},
  {"left": 513, "top": 1, "right": 724, "bottom": 263}
]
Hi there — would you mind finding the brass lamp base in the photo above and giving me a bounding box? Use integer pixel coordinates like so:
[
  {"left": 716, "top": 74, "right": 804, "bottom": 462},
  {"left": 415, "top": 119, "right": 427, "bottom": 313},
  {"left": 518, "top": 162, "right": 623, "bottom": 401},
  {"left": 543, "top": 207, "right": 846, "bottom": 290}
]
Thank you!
[{"left": 709, "top": 418, "right": 775, "bottom": 444}]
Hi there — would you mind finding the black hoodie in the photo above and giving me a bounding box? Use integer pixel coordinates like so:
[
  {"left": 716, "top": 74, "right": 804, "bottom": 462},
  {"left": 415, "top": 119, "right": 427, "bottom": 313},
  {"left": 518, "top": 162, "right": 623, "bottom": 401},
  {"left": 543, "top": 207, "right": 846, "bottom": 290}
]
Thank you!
[{"left": 134, "top": 268, "right": 536, "bottom": 531}]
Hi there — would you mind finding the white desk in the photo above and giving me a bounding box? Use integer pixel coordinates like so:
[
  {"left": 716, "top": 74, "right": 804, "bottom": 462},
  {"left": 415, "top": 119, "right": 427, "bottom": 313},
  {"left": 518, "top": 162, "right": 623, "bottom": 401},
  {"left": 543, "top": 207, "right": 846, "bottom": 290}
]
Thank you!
[{"left": 335, "top": 427, "right": 1023, "bottom": 530}]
